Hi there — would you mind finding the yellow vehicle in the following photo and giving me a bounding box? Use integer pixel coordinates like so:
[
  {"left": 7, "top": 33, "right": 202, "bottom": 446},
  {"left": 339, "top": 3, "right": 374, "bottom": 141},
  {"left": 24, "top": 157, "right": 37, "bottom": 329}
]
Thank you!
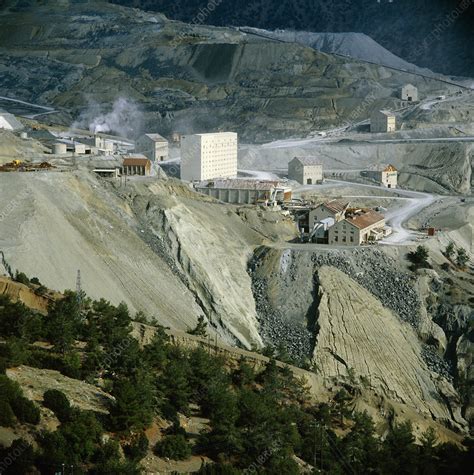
[{"left": 12, "top": 159, "right": 22, "bottom": 166}]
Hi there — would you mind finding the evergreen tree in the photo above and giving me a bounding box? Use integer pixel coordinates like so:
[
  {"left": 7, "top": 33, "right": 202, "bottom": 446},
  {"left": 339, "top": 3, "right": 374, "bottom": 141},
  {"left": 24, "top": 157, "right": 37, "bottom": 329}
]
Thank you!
[
  {"left": 381, "top": 421, "right": 417, "bottom": 474},
  {"left": 342, "top": 411, "right": 380, "bottom": 473},
  {"left": 160, "top": 355, "right": 191, "bottom": 414},
  {"left": 456, "top": 248, "right": 469, "bottom": 268},
  {"left": 46, "top": 291, "right": 82, "bottom": 353},
  {"left": 43, "top": 389, "right": 72, "bottom": 422},
  {"left": 110, "top": 370, "right": 156, "bottom": 432},
  {"left": 444, "top": 242, "right": 455, "bottom": 260}
]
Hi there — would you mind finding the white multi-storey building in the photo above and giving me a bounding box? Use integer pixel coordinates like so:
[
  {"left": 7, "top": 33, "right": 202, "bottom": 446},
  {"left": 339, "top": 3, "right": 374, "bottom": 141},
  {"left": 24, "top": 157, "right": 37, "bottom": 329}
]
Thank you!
[{"left": 181, "top": 132, "right": 238, "bottom": 181}]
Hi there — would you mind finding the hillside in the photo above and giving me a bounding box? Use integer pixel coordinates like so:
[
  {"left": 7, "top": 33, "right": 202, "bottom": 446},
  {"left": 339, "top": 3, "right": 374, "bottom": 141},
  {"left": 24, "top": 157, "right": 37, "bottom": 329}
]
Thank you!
[
  {"left": 239, "top": 28, "right": 433, "bottom": 76},
  {"left": 0, "top": 280, "right": 471, "bottom": 473},
  {"left": 0, "top": 1, "right": 464, "bottom": 142},
  {"left": 111, "top": 0, "right": 474, "bottom": 78},
  {"left": 0, "top": 169, "right": 472, "bottom": 437}
]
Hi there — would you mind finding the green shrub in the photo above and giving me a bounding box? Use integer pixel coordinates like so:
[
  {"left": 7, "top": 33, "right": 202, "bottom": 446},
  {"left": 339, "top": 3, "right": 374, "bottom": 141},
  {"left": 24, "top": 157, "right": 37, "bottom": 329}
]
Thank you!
[
  {"left": 43, "top": 389, "right": 71, "bottom": 422},
  {"left": 0, "top": 400, "right": 15, "bottom": 426},
  {"left": 10, "top": 396, "right": 40, "bottom": 425},
  {"left": 154, "top": 434, "right": 192, "bottom": 460},
  {"left": 14, "top": 271, "right": 30, "bottom": 286},
  {"left": 125, "top": 432, "right": 149, "bottom": 461},
  {"left": 407, "top": 246, "right": 430, "bottom": 270},
  {"left": 0, "top": 374, "right": 22, "bottom": 401}
]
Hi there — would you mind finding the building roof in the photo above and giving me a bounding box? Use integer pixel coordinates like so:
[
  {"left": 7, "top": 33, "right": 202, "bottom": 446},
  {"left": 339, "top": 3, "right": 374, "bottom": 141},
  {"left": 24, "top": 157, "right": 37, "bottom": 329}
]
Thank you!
[
  {"left": 90, "top": 159, "right": 122, "bottom": 169},
  {"left": 123, "top": 158, "right": 150, "bottom": 167},
  {"left": 186, "top": 132, "right": 237, "bottom": 139},
  {"left": 0, "top": 112, "right": 24, "bottom": 131},
  {"left": 345, "top": 209, "right": 385, "bottom": 230},
  {"left": 143, "top": 133, "right": 168, "bottom": 142},
  {"left": 383, "top": 164, "right": 397, "bottom": 172},
  {"left": 291, "top": 157, "right": 322, "bottom": 166},
  {"left": 374, "top": 110, "right": 396, "bottom": 117},
  {"left": 196, "top": 179, "right": 283, "bottom": 191},
  {"left": 320, "top": 200, "right": 349, "bottom": 214},
  {"left": 123, "top": 153, "right": 148, "bottom": 160}
]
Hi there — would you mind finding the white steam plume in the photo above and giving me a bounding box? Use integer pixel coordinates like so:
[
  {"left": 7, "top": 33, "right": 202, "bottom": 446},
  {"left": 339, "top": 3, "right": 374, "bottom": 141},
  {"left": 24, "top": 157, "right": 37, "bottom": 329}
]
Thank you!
[{"left": 72, "top": 97, "right": 143, "bottom": 138}]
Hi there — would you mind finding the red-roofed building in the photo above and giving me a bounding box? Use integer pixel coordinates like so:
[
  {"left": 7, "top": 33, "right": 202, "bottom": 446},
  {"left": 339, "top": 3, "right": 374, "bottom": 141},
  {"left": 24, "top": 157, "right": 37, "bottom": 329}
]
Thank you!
[
  {"left": 328, "top": 209, "right": 386, "bottom": 245},
  {"left": 308, "top": 200, "right": 350, "bottom": 229},
  {"left": 122, "top": 156, "right": 151, "bottom": 176}
]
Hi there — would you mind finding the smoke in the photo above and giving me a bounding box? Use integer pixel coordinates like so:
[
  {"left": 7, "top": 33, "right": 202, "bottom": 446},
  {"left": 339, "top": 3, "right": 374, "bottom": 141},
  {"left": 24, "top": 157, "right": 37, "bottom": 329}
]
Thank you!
[{"left": 72, "top": 97, "right": 143, "bottom": 138}]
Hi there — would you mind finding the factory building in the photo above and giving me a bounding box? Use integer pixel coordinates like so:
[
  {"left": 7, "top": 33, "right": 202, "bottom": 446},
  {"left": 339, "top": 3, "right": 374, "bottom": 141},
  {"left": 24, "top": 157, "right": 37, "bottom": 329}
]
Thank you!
[
  {"left": 380, "top": 164, "right": 398, "bottom": 188},
  {"left": 308, "top": 200, "right": 349, "bottom": 229},
  {"left": 122, "top": 155, "right": 151, "bottom": 176},
  {"left": 0, "top": 112, "right": 23, "bottom": 131},
  {"left": 366, "top": 164, "right": 398, "bottom": 188},
  {"left": 288, "top": 157, "right": 323, "bottom": 185},
  {"left": 370, "top": 110, "right": 396, "bottom": 133},
  {"left": 328, "top": 209, "right": 386, "bottom": 246},
  {"left": 136, "top": 133, "right": 169, "bottom": 162},
  {"left": 181, "top": 132, "right": 238, "bottom": 181},
  {"left": 73, "top": 143, "right": 86, "bottom": 155},
  {"left": 92, "top": 159, "right": 122, "bottom": 178},
  {"left": 401, "top": 84, "right": 419, "bottom": 102},
  {"left": 82, "top": 135, "right": 115, "bottom": 154},
  {"left": 194, "top": 179, "right": 292, "bottom": 205}
]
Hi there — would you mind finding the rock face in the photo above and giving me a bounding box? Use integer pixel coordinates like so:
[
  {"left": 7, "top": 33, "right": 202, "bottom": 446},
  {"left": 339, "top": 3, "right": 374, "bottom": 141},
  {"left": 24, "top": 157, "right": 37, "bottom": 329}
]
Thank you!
[
  {"left": 0, "top": 1, "right": 465, "bottom": 142},
  {"left": 0, "top": 277, "right": 51, "bottom": 314},
  {"left": 0, "top": 172, "right": 204, "bottom": 331},
  {"left": 315, "top": 266, "right": 466, "bottom": 431},
  {"left": 249, "top": 246, "right": 470, "bottom": 433},
  {"left": 129, "top": 181, "right": 266, "bottom": 348}
]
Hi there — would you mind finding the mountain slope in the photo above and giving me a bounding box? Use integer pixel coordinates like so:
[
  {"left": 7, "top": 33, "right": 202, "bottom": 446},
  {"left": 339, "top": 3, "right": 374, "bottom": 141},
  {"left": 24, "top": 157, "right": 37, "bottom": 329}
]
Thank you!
[
  {"left": 0, "top": 1, "right": 461, "bottom": 142},
  {"left": 239, "top": 28, "right": 434, "bottom": 76},
  {"left": 111, "top": 0, "right": 474, "bottom": 77}
]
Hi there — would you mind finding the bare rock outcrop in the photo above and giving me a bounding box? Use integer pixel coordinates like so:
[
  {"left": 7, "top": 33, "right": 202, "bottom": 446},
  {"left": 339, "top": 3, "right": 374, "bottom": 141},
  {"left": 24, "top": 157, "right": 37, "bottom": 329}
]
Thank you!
[
  {"left": 6, "top": 365, "right": 115, "bottom": 414},
  {"left": 314, "top": 266, "right": 467, "bottom": 432}
]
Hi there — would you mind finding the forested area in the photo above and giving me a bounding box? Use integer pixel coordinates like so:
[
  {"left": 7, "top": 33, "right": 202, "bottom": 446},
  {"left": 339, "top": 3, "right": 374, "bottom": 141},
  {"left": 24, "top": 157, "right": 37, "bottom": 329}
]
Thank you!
[{"left": 0, "top": 276, "right": 472, "bottom": 474}]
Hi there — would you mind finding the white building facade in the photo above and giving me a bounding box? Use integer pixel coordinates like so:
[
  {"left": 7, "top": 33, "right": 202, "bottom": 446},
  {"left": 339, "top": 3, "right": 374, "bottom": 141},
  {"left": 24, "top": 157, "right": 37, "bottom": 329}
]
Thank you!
[
  {"left": 401, "top": 84, "right": 419, "bottom": 102},
  {"left": 136, "top": 133, "right": 169, "bottom": 162},
  {"left": 181, "top": 132, "right": 238, "bottom": 181},
  {"left": 288, "top": 157, "right": 323, "bottom": 185}
]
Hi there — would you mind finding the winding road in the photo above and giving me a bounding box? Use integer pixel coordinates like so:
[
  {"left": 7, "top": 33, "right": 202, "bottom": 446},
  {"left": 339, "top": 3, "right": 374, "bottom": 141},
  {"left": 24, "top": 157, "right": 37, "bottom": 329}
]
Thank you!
[{"left": 289, "top": 177, "right": 438, "bottom": 245}]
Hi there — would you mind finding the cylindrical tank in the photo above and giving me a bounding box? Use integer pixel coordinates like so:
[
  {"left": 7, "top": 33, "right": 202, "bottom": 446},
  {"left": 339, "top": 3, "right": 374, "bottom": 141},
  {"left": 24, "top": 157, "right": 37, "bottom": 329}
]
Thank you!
[
  {"left": 53, "top": 143, "right": 67, "bottom": 154},
  {"left": 20, "top": 132, "right": 28, "bottom": 139}
]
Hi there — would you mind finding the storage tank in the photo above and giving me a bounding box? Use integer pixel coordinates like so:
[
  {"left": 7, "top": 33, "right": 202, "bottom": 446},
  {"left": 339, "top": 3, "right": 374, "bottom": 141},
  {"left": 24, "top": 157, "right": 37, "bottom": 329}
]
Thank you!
[{"left": 53, "top": 142, "right": 67, "bottom": 154}]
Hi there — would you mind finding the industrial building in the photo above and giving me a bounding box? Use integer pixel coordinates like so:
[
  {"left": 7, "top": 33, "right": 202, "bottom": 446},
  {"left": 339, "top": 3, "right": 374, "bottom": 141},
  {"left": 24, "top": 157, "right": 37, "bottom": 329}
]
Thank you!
[
  {"left": 91, "top": 159, "right": 122, "bottom": 178},
  {"left": 194, "top": 179, "right": 292, "bottom": 205},
  {"left": 328, "top": 209, "right": 386, "bottom": 246},
  {"left": 181, "top": 132, "right": 238, "bottom": 182},
  {"left": 122, "top": 155, "right": 151, "bottom": 176},
  {"left": 52, "top": 142, "right": 67, "bottom": 155},
  {"left": 308, "top": 200, "right": 349, "bottom": 229},
  {"left": 365, "top": 164, "right": 398, "bottom": 188},
  {"left": 0, "top": 112, "right": 23, "bottom": 131},
  {"left": 380, "top": 164, "right": 398, "bottom": 188},
  {"left": 401, "top": 84, "right": 419, "bottom": 102},
  {"left": 288, "top": 157, "right": 323, "bottom": 185},
  {"left": 81, "top": 135, "right": 114, "bottom": 154},
  {"left": 370, "top": 110, "right": 396, "bottom": 133},
  {"left": 136, "top": 133, "right": 169, "bottom": 162}
]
